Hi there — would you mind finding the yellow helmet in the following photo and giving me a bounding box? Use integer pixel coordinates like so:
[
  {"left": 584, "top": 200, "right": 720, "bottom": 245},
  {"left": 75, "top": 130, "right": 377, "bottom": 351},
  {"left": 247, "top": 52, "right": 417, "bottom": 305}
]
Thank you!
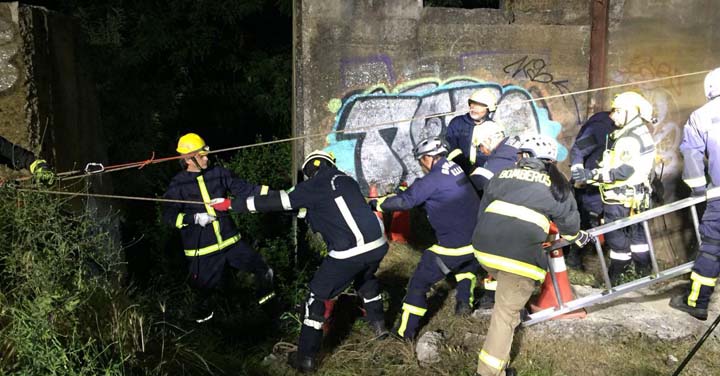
[
  {"left": 468, "top": 88, "right": 498, "bottom": 112},
  {"left": 611, "top": 91, "right": 654, "bottom": 124},
  {"left": 176, "top": 133, "right": 208, "bottom": 154}
]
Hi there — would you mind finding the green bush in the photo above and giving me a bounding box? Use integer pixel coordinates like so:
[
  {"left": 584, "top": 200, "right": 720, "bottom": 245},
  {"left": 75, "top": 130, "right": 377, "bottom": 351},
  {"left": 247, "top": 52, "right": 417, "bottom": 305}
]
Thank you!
[
  {"left": 0, "top": 188, "right": 216, "bottom": 375},
  {"left": 0, "top": 188, "right": 127, "bottom": 374}
]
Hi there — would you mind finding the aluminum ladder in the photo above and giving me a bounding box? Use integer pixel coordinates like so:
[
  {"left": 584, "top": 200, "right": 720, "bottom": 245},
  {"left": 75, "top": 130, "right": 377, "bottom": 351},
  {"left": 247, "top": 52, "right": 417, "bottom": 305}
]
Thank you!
[{"left": 523, "top": 195, "right": 705, "bottom": 326}]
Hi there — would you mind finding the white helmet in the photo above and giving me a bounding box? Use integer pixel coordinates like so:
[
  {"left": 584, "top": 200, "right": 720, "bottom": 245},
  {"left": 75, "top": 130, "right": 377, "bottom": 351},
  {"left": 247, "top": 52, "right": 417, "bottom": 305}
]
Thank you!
[
  {"left": 413, "top": 136, "right": 448, "bottom": 160},
  {"left": 468, "top": 88, "right": 498, "bottom": 112},
  {"left": 301, "top": 150, "right": 336, "bottom": 178},
  {"left": 705, "top": 68, "right": 720, "bottom": 100},
  {"left": 473, "top": 120, "right": 506, "bottom": 150},
  {"left": 611, "top": 91, "right": 655, "bottom": 124},
  {"left": 518, "top": 134, "right": 558, "bottom": 161}
]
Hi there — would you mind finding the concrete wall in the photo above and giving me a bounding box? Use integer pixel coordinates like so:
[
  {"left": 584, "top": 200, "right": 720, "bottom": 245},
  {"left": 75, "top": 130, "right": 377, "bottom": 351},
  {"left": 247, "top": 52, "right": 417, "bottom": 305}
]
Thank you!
[
  {"left": 0, "top": 3, "right": 113, "bottom": 229},
  {"left": 606, "top": 0, "right": 720, "bottom": 262},
  {"left": 297, "top": 0, "right": 720, "bottom": 263},
  {"left": 0, "top": 3, "right": 109, "bottom": 192},
  {"left": 0, "top": 3, "right": 33, "bottom": 179},
  {"left": 297, "top": 0, "right": 591, "bottom": 196}
]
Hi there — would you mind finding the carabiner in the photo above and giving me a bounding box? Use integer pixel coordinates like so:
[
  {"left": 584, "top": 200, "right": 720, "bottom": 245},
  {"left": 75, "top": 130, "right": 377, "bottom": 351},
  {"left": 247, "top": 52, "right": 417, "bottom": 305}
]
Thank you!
[{"left": 84, "top": 163, "right": 105, "bottom": 174}]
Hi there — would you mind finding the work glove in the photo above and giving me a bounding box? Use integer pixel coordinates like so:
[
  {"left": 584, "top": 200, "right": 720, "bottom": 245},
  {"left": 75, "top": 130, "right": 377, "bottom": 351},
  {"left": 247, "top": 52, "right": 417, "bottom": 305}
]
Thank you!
[
  {"left": 210, "top": 198, "right": 232, "bottom": 211},
  {"left": 571, "top": 167, "right": 593, "bottom": 183},
  {"left": 368, "top": 199, "right": 379, "bottom": 212},
  {"left": 30, "top": 159, "right": 56, "bottom": 187},
  {"left": 194, "top": 213, "right": 216, "bottom": 227},
  {"left": 565, "top": 230, "right": 593, "bottom": 248},
  {"left": 395, "top": 182, "right": 408, "bottom": 194}
]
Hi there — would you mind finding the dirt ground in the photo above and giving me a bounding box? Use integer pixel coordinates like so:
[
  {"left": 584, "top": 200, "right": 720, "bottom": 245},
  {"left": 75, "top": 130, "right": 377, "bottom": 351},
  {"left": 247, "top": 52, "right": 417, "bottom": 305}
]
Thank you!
[{"left": 264, "top": 242, "right": 720, "bottom": 376}]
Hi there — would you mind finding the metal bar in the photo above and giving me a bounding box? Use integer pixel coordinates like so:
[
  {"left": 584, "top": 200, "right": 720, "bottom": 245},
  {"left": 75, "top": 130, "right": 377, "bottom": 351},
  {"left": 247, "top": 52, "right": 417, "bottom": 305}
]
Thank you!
[
  {"left": 642, "top": 220, "right": 660, "bottom": 276},
  {"left": 523, "top": 261, "right": 694, "bottom": 326},
  {"left": 594, "top": 238, "right": 613, "bottom": 290},
  {"left": 672, "top": 310, "right": 720, "bottom": 375},
  {"left": 586, "top": 196, "right": 705, "bottom": 237},
  {"left": 690, "top": 204, "right": 702, "bottom": 247}
]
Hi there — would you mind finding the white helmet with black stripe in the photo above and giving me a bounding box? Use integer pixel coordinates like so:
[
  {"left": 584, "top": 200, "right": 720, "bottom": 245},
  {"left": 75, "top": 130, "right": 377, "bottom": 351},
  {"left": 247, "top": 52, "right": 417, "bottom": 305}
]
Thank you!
[
  {"left": 301, "top": 150, "right": 336, "bottom": 178},
  {"left": 412, "top": 136, "right": 449, "bottom": 160},
  {"left": 518, "top": 133, "right": 558, "bottom": 161}
]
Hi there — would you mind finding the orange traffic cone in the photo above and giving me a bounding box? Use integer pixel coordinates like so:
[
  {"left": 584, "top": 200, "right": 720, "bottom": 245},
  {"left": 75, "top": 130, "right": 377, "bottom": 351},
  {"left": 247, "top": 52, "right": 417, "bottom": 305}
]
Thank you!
[
  {"left": 530, "top": 248, "right": 587, "bottom": 319},
  {"left": 322, "top": 298, "right": 335, "bottom": 334},
  {"left": 389, "top": 210, "right": 410, "bottom": 243}
]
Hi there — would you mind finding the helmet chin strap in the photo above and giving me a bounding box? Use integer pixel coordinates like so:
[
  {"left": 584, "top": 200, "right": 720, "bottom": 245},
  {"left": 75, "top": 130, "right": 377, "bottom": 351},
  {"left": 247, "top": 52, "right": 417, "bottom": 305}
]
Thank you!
[
  {"left": 618, "top": 111, "right": 641, "bottom": 128},
  {"left": 190, "top": 155, "right": 206, "bottom": 171}
]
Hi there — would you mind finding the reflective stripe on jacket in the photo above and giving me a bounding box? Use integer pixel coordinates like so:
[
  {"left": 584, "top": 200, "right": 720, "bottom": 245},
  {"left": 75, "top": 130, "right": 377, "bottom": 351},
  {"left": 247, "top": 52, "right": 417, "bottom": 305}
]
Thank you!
[
  {"left": 472, "top": 158, "right": 580, "bottom": 277},
  {"left": 162, "top": 166, "right": 265, "bottom": 257}
]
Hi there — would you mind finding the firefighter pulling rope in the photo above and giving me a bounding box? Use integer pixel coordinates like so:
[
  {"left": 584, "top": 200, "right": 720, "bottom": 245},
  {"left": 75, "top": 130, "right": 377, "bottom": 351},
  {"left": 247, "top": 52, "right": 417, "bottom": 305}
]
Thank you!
[{"left": 9, "top": 69, "right": 712, "bottom": 184}]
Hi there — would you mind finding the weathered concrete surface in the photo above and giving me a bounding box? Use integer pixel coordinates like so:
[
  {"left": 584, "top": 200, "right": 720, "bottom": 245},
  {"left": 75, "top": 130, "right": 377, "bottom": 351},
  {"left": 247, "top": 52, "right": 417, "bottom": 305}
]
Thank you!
[
  {"left": 0, "top": 3, "right": 109, "bottom": 188},
  {"left": 298, "top": 0, "right": 591, "bottom": 195},
  {"left": 471, "top": 280, "right": 719, "bottom": 343},
  {"left": 607, "top": 0, "right": 720, "bottom": 262},
  {"left": 0, "top": 3, "right": 32, "bottom": 179},
  {"left": 297, "top": 0, "right": 720, "bottom": 264},
  {"left": 529, "top": 281, "right": 720, "bottom": 342}
]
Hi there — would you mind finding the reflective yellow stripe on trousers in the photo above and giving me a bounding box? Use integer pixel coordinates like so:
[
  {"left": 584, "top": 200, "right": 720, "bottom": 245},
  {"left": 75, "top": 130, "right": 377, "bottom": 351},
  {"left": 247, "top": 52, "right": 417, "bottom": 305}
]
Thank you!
[
  {"left": 478, "top": 349, "right": 507, "bottom": 371},
  {"left": 397, "top": 303, "right": 426, "bottom": 337},
  {"left": 688, "top": 272, "right": 717, "bottom": 307},
  {"left": 455, "top": 272, "right": 477, "bottom": 306}
]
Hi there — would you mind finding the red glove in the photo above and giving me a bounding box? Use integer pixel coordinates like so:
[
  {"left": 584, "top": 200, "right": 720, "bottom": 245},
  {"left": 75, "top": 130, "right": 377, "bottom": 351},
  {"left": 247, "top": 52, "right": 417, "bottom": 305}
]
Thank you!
[{"left": 210, "top": 198, "right": 232, "bottom": 211}]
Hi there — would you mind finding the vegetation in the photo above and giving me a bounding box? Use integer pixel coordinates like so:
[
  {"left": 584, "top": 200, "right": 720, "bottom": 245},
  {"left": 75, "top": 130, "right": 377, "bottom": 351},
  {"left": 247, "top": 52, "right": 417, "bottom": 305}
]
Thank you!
[{"left": 3, "top": 1, "right": 717, "bottom": 375}]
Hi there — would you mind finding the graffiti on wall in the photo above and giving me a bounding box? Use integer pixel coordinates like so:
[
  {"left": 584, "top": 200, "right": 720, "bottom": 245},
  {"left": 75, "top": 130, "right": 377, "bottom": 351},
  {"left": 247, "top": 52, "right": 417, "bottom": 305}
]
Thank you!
[
  {"left": 323, "top": 78, "right": 564, "bottom": 195},
  {"left": 610, "top": 55, "right": 686, "bottom": 190},
  {"left": 502, "top": 55, "right": 583, "bottom": 126}
]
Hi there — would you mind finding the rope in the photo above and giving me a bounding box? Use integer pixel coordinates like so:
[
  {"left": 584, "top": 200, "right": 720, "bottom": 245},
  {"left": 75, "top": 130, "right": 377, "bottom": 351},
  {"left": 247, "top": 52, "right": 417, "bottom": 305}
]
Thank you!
[
  {"left": 16, "top": 69, "right": 714, "bottom": 182},
  {"left": 15, "top": 187, "right": 208, "bottom": 206}
]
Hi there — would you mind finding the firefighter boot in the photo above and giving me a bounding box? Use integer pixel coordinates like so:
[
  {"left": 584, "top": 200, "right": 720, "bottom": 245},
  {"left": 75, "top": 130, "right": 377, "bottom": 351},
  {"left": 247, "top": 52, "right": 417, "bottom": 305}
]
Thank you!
[
  {"left": 287, "top": 351, "right": 317, "bottom": 373},
  {"left": 669, "top": 295, "right": 708, "bottom": 321},
  {"left": 369, "top": 320, "right": 389, "bottom": 339},
  {"left": 455, "top": 300, "right": 472, "bottom": 316}
]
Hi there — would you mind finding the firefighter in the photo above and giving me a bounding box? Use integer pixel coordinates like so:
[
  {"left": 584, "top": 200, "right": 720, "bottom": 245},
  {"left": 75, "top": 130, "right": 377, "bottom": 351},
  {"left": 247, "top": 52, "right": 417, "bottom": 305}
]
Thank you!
[
  {"left": 212, "top": 150, "right": 389, "bottom": 373},
  {"left": 446, "top": 88, "right": 499, "bottom": 174},
  {"left": 473, "top": 134, "right": 590, "bottom": 376},
  {"left": 368, "top": 136, "right": 480, "bottom": 340},
  {"left": 468, "top": 121, "right": 520, "bottom": 193},
  {"left": 467, "top": 122, "right": 522, "bottom": 309},
  {"left": 0, "top": 135, "right": 55, "bottom": 186},
  {"left": 572, "top": 91, "right": 656, "bottom": 283},
  {"left": 161, "top": 133, "right": 275, "bottom": 324},
  {"left": 669, "top": 67, "right": 720, "bottom": 321},
  {"left": 567, "top": 111, "right": 615, "bottom": 269}
]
